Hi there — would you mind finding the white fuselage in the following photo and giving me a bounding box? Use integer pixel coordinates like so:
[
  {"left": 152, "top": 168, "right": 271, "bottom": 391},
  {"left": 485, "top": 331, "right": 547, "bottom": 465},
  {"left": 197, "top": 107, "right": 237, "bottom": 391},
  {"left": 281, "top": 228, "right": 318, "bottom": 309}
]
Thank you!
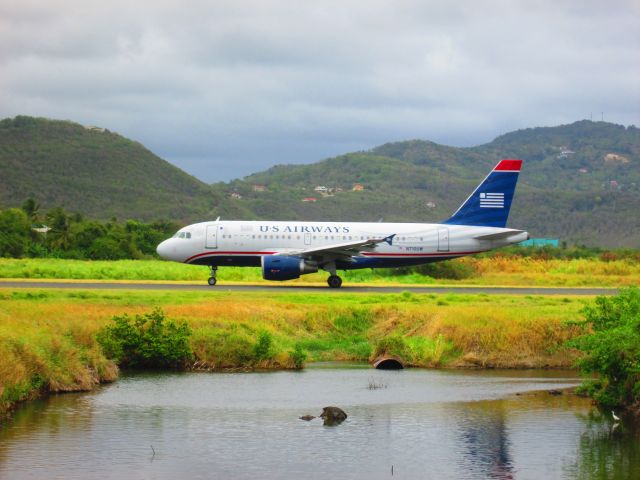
[{"left": 157, "top": 220, "right": 528, "bottom": 269}]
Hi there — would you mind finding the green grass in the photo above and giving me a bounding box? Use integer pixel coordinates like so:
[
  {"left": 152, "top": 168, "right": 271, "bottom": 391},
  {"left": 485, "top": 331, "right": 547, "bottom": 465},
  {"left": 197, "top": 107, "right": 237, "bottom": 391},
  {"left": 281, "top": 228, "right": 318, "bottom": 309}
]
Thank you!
[{"left": 0, "top": 257, "right": 637, "bottom": 287}]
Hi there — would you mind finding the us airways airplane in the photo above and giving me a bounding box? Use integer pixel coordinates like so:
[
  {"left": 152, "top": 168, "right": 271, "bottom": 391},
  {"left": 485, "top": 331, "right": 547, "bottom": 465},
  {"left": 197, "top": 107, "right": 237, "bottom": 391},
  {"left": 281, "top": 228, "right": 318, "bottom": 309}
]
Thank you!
[{"left": 156, "top": 159, "right": 528, "bottom": 288}]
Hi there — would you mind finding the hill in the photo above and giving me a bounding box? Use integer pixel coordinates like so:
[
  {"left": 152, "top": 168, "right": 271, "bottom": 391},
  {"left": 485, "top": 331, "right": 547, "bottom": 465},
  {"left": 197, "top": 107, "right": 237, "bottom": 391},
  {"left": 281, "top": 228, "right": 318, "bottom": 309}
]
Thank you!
[
  {"left": 211, "top": 121, "right": 640, "bottom": 247},
  {"left": 0, "top": 116, "right": 214, "bottom": 222},
  {"left": 1, "top": 116, "right": 638, "bottom": 247}
]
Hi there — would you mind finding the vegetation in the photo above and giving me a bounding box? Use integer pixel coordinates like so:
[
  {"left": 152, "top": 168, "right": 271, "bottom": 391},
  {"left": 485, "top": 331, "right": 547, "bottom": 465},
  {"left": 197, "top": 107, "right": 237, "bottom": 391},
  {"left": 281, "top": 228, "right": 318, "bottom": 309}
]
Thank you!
[
  {"left": 0, "top": 203, "right": 180, "bottom": 260},
  {"left": 97, "top": 308, "right": 193, "bottom": 369},
  {"left": 568, "top": 288, "right": 640, "bottom": 411},
  {"left": 1, "top": 116, "right": 639, "bottom": 247},
  {"left": 0, "top": 116, "right": 212, "bottom": 222},
  {"left": 0, "top": 287, "right": 591, "bottom": 414},
  {"left": 1, "top": 254, "right": 638, "bottom": 287}
]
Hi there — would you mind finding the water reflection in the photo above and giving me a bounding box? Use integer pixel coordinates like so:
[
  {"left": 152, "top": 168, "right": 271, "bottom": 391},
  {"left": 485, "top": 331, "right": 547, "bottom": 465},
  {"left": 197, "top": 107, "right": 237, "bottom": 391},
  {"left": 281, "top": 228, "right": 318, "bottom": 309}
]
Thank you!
[
  {"left": 569, "top": 409, "right": 640, "bottom": 479},
  {"left": 0, "top": 368, "right": 638, "bottom": 479},
  {"left": 452, "top": 401, "right": 514, "bottom": 479}
]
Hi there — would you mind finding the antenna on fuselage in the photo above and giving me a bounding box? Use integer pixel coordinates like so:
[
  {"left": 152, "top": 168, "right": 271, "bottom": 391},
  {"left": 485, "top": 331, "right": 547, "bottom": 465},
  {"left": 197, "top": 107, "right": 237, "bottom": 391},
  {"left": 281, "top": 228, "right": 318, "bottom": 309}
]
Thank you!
[{"left": 215, "top": 216, "right": 220, "bottom": 222}]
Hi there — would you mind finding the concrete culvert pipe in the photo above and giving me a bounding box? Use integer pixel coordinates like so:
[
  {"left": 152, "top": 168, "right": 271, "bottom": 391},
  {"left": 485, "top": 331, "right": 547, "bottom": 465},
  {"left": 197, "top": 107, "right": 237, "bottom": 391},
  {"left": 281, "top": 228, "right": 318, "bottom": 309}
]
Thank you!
[{"left": 372, "top": 357, "right": 404, "bottom": 370}]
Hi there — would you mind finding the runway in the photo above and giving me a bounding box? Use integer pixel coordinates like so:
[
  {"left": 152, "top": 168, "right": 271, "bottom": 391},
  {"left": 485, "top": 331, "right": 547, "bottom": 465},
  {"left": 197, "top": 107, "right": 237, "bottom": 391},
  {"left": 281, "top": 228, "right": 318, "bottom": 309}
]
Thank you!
[{"left": 0, "top": 281, "right": 616, "bottom": 296}]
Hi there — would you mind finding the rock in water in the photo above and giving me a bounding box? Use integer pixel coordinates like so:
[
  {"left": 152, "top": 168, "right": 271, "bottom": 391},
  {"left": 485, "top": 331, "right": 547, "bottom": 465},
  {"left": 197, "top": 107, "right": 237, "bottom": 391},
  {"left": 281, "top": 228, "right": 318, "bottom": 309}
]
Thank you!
[
  {"left": 320, "top": 406, "right": 347, "bottom": 425},
  {"left": 299, "top": 415, "right": 316, "bottom": 421}
]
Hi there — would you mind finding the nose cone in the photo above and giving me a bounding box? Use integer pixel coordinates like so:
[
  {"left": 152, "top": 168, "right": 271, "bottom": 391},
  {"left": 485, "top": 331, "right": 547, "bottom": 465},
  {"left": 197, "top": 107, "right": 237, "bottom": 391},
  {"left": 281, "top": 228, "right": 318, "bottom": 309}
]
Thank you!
[{"left": 156, "top": 239, "right": 171, "bottom": 259}]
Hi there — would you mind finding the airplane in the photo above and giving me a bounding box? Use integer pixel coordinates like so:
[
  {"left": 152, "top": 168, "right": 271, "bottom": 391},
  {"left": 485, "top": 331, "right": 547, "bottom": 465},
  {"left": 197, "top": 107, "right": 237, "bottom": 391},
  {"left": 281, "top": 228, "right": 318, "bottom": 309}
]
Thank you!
[{"left": 156, "top": 159, "right": 528, "bottom": 288}]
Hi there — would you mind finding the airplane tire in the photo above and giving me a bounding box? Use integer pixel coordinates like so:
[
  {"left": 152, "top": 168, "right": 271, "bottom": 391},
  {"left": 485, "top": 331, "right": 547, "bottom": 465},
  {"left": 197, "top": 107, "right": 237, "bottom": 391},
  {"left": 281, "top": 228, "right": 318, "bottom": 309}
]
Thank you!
[
  {"left": 207, "top": 277, "right": 217, "bottom": 286},
  {"left": 327, "top": 275, "right": 342, "bottom": 288}
]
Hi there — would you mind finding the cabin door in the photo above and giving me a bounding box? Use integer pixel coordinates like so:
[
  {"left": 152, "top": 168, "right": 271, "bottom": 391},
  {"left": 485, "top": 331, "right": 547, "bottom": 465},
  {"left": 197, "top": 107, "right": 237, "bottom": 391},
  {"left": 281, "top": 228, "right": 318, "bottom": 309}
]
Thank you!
[
  {"left": 205, "top": 224, "right": 218, "bottom": 249},
  {"left": 437, "top": 228, "right": 450, "bottom": 252},
  {"left": 304, "top": 232, "right": 311, "bottom": 245}
]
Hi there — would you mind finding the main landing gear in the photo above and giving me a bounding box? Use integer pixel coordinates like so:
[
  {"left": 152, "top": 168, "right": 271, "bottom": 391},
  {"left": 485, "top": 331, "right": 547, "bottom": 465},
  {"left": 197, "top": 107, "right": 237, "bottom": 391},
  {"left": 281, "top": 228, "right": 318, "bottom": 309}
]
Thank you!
[
  {"left": 207, "top": 266, "right": 218, "bottom": 286},
  {"left": 324, "top": 261, "right": 343, "bottom": 288}
]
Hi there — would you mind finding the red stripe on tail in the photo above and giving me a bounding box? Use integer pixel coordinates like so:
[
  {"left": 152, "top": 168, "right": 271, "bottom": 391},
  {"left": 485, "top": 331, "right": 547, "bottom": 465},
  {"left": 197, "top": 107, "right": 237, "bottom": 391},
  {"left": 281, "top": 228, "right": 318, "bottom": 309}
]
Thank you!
[{"left": 494, "top": 159, "right": 522, "bottom": 171}]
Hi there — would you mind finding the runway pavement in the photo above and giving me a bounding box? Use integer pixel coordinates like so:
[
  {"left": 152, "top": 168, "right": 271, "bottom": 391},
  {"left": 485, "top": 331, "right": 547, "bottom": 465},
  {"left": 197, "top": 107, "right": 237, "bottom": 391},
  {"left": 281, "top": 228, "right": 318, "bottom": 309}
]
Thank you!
[{"left": 0, "top": 280, "right": 617, "bottom": 295}]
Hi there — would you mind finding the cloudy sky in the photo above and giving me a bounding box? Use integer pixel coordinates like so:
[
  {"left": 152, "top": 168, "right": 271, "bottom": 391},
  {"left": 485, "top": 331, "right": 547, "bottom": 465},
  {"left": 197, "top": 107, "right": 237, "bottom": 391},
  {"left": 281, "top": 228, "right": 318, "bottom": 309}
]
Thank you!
[{"left": 1, "top": 1, "right": 638, "bottom": 182}]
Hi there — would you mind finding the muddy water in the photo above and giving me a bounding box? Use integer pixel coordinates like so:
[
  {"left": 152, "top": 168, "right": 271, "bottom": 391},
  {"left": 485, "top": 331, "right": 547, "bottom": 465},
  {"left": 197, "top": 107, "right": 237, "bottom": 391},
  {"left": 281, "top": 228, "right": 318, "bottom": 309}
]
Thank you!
[{"left": 1, "top": 366, "right": 638, "bottom": 479}]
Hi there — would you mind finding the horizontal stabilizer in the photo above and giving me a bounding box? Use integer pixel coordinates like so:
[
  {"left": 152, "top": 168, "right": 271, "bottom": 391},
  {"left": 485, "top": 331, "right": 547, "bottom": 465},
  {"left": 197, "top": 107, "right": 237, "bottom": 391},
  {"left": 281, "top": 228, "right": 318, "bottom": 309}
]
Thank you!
[{"left": 474, "top": 230, "right": 527, "bottom": 240}]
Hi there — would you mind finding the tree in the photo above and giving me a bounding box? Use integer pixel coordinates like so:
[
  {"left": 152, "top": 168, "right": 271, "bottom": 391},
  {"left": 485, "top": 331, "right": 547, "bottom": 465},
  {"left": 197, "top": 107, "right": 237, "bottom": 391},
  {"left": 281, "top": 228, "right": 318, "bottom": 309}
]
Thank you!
[
  {"left": 568, "top": 288, "right": 640, "bottom": 409},
  {"left": 21, "top": 198, "right": 41, "bottom": 223},
  {"left": 0, "top": 208, "right": 31, "bottom": 257},
  {"left": 45, "top": 207, "right": 72, "bottom": 250}
]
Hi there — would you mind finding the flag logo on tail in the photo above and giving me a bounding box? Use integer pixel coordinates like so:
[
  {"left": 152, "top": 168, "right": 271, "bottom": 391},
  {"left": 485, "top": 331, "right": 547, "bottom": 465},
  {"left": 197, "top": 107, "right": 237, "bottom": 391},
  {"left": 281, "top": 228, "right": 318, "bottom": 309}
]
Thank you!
[{"left": 479, "top": 192, "right": 504, "bottom": 208}]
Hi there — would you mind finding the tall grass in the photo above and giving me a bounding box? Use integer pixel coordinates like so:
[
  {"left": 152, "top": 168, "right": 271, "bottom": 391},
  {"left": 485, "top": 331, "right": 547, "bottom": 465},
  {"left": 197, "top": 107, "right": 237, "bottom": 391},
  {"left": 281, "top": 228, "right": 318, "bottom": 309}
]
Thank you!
[
  {"left": 1, "top": 256, "right": 638, "bottom": 286},
  {"left": 0, "top": 287, "right": 592, "bottom": 414}
]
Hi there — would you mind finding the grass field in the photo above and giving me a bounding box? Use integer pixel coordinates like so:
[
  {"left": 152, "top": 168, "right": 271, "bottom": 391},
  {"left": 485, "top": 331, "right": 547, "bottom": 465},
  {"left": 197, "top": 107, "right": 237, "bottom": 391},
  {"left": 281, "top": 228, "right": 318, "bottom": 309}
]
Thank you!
[
  {"left": 0, "top": 256, "right": 638, "bottom": 286},
  {"left": 0, "top": 287, "right": 591, "bottom": 414}
]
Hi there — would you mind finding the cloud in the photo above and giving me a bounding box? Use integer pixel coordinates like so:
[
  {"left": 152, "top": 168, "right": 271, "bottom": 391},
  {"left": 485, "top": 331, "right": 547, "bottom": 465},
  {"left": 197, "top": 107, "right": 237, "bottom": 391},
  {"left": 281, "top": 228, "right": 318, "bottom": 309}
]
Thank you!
[{"left": 1, "top": 0, "right": 638, "bottom": 181}]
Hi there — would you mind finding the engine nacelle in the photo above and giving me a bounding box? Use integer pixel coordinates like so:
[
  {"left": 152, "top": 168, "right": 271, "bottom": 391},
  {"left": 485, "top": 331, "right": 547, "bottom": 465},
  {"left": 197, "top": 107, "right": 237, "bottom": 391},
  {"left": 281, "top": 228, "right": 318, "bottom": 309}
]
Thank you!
[{"left": 261, "top": 255, "right": 318, "bottom": 281}]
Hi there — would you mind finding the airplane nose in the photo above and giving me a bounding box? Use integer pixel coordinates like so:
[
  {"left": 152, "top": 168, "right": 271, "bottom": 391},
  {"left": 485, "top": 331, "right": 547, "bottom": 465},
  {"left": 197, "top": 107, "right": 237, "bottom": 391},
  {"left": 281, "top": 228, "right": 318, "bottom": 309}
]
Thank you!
[{"left": 156, "top": 239, "right": 170, "bottom": 259}]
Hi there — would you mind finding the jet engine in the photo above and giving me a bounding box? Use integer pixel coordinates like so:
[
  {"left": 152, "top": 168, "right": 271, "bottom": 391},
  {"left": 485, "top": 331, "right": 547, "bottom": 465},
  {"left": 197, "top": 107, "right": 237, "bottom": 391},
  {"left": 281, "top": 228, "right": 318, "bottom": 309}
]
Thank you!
[{"left": 261, "top": 255, "right": 318, "bottom": 281}]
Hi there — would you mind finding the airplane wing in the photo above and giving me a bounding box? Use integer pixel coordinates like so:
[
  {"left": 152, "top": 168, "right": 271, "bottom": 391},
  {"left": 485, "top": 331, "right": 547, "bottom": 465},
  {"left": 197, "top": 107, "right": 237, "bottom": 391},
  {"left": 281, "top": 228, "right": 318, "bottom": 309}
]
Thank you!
[{"left": 275, "top": 234, "right": 396, "bottom": 261}]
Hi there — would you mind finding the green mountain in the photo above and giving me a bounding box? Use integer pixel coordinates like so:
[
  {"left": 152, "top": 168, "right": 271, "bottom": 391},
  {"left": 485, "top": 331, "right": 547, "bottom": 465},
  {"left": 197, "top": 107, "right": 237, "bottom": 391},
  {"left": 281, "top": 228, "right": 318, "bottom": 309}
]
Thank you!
[
  {"left": 211, "top": 121, "right": 640, "bottom": 247},
  {"left": 1, "top": 116, "right": 638, "bottom": 247},
  {"left": 0, "top": 116, "right": 214, "bottom": 222}
]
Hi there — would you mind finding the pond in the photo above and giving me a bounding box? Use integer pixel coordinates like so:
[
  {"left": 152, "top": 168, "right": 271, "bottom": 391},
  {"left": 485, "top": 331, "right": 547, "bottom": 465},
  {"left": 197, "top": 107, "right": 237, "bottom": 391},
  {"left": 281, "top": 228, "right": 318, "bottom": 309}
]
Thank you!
[{"left": 1, "top": 366, "right": 638, "bottom": 479}]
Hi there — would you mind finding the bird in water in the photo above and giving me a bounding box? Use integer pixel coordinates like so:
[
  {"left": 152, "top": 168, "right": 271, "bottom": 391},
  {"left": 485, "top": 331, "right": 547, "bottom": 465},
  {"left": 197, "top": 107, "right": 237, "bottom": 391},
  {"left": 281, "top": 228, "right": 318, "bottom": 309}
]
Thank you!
[{"left": 612, "top": 410, "right": 620, "bottom": 423}]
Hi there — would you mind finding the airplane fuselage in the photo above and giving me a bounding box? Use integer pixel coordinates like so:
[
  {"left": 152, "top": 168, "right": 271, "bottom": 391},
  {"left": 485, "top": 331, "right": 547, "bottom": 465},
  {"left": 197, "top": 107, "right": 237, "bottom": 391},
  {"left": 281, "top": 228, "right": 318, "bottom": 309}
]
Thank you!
[{"left": 157, "top": 220, "right": 528, "bottom": 269}]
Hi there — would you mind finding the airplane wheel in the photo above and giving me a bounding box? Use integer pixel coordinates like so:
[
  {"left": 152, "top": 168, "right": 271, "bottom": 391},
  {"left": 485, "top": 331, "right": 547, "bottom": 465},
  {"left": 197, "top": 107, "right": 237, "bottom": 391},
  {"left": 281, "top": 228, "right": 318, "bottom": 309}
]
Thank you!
[
  {"left": 327, "top": 275, "right": 342, "bottom": 288},
  {"left": 207, "top": 277, "right": 217, "bottom": 286}
]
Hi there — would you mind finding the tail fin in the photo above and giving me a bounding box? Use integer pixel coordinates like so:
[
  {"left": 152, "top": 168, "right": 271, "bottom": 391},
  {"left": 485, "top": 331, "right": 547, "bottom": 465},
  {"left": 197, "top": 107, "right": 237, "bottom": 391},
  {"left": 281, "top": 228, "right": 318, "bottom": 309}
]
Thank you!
[{"left": 443, "top": 159, "right": 522, "bottom": 228}]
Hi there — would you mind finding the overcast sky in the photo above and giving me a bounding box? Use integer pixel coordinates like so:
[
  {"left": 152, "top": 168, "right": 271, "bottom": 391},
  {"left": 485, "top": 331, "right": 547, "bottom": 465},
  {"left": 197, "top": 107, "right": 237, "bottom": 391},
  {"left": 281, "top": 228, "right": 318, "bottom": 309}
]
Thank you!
[{"left": 1, "top": 1, "right": 638, "bottom": 182}]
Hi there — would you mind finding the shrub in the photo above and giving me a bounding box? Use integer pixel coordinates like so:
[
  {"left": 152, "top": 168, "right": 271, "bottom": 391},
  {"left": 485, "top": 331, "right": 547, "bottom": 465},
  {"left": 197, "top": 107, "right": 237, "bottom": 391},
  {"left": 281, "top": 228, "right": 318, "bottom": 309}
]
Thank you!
[
  {"left": 567, "top": 288, "right": 640, "bottom": 407},
  {"left": 97, "top": 308, "right": 193, "bottom": 369},
  {"left": 373, "top": 335, "right": 410, "bottom": 360},
  {"left": 290, "top": 343, "right": 307, "bottom": 369},
  {"left": 253, "top": 330, "right": 274, "bottom": 361},
  {"left": 414, "top": 260, "right": 477, "bottom": 279}
]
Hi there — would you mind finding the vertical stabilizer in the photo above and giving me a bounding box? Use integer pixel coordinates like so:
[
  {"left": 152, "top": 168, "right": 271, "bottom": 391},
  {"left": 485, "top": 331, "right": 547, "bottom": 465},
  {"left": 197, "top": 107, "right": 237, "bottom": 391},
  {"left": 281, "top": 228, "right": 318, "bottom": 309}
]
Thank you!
[{"left": 443, "top": 159, "right": 522, "bottom": 228}]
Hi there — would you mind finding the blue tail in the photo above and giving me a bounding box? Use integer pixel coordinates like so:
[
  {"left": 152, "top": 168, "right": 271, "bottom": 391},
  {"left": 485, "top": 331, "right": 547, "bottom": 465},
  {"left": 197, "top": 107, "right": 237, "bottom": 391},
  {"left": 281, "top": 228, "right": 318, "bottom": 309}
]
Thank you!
[{"left": 443, "top": 159, "right": 522, "bottom": 228}]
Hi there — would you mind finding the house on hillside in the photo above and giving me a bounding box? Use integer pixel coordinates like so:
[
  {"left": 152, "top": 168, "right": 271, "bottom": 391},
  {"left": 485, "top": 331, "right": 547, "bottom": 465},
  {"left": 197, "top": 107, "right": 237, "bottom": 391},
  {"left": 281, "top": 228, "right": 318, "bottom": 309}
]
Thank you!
[
  {"left": 252, "top": 184, "right": 267, "bottom": 192},
  {"left": 352, "top": 183, "right": 364, "bottom": 191},
  {"left": 557, "top": 150, "right": 575, "bottom": 159},
  {"left": 302, "top": 197, "right": 317, "bottom": 203},
  {"left": 32, "top": 225, "right": 51, "bottom": 235},
  {"left": 230, "top": 192, "right": 243, "bottom": 199},
  {"left": 84, "top": 125, "right": 105, "bottom": 133},
  {"left": 314, "top": 186, "right": 328, "bottom": 193}
]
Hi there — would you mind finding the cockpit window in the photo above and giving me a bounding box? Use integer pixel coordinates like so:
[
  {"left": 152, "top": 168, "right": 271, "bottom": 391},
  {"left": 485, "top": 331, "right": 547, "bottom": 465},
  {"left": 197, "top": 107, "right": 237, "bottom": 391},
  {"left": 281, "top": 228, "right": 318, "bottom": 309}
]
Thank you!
[{"left": 172, "top": 231, "right": 192, "bottom": 239}]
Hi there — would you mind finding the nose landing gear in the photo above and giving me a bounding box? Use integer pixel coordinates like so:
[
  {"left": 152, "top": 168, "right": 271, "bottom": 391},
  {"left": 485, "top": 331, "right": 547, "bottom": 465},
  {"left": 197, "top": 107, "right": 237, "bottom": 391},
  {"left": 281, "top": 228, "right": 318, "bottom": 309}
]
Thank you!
[{"left": 207, "top": 266, "right": 218, "bottom": 286}]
